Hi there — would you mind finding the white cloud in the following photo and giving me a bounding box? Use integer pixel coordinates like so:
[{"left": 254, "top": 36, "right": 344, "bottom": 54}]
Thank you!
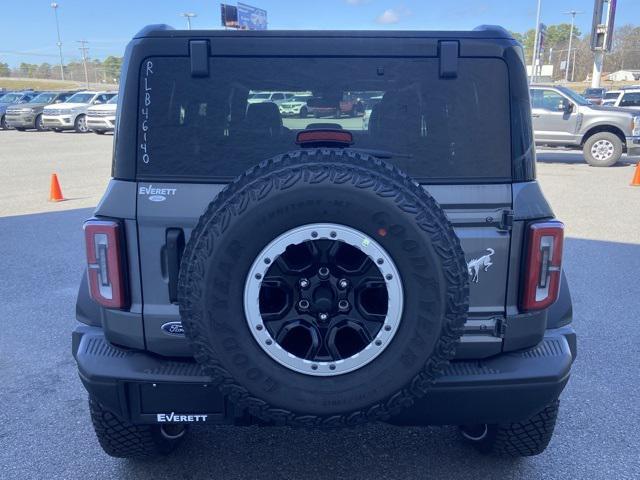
[{"left": 376, "top": 9, "right": 401, "bottom": 24}]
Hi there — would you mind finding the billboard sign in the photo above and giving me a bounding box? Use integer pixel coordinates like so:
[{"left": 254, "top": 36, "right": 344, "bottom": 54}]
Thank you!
[
  {"left": 237, "top": 2, "right": 267, "bottom": 30},
  {"left": 220, "top": 3, "right": 239, "bottom": 28}
]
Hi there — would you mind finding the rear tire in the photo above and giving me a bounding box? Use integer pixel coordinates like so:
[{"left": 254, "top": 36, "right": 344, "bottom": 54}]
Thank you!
[
  {"left": 0, "top": 115, "right": 7, "bottom": 130},
  {"left": 583, "top": 132, "right": 622, "bottom": 167},
  {"left": 459, "top": 400, "right": 559, "bottom": 457},
  {"left": 89, "top": 397, "right": 187, "bottom": 458},
  {"left": 299, "top": 107, "right": 308, "bottom": 118}
]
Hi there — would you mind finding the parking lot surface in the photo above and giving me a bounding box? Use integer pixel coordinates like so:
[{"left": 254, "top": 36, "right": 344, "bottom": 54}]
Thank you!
[{"left": 1, "top": 131, "right": 639, "bottom": 479}]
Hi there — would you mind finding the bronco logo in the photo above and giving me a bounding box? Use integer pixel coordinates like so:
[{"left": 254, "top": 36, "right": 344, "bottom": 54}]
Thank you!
[{"left": 467, "top": 248, "right": 495, "bottom": 283}]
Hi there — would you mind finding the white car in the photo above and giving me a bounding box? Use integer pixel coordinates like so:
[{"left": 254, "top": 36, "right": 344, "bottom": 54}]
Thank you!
[
  {"left": 247, "top": 91, "right": 295, "bottom": 105},
  {"left": 42, "top": 91, "right": 117, "bottom": 133},
  {"left": 278, "top": 94, "right": 313, "bottom": 117},
  {"left": 601, "top": 89, "right": 640, "bottom": 111},
  {"left": 87, "top": 95, "right": 118, "bottom": 134}
]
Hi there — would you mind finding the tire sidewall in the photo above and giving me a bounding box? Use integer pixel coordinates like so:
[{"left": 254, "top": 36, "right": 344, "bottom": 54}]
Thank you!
[
  {"left": 75, "top": 114, "right": 88, "bottom": 133},
  {"left": 584, "top": 132, "right": 622, "bottom": 167}
]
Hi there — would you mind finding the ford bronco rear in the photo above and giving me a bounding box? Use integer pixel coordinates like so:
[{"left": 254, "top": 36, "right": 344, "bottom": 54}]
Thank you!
[{"left": 73, "top": 25, "right": 576, "bottom": 459}]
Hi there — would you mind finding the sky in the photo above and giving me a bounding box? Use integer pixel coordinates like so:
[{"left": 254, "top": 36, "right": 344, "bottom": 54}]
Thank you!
[{"left": 1, "top": 0, "right": 638, "bottom": 66}]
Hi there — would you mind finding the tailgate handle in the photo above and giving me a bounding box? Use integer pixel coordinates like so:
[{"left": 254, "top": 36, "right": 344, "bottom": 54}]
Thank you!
[{"left": 166, "top": 229, "right": 185, "bottom": 303}]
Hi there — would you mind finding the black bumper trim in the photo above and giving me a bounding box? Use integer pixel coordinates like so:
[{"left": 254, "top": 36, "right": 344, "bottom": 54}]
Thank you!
[{"left": 73, "top": 325, "right": 575, "bottom": 426}]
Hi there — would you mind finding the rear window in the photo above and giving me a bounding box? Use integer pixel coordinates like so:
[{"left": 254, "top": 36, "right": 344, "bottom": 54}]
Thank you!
[{"left": 137, "top": 56, "right": 511, "bottom": 182}]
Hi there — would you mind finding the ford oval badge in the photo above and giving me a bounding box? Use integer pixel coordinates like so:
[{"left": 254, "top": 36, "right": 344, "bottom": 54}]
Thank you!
[{"left": 161, "top": 321, "right": 185, "bottom": 336}]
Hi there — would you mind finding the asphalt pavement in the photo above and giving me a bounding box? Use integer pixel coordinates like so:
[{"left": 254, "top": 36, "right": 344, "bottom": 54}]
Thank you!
[{"left": 1, "top": 131, "right": 639, "bottom": 479}]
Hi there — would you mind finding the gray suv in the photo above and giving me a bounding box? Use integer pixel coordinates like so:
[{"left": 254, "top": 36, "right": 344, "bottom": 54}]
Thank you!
[
  {"left": 73, "top": 25, "right": 576, "bottom": 460},
  {"left": 531, "top": 85, "right": 640, "bottom": 166}
]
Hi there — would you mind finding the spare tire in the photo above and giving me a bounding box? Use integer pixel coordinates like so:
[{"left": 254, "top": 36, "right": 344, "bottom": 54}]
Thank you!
[{"left": 178, "top": 149, "right": 469, "bottom": 427}]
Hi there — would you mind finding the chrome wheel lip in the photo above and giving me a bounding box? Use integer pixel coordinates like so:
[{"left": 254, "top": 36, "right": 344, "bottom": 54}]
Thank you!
[
  {"left": 244, "top": 223, "right": 403, "bottom": 377},
  {"left": 591, "top": 139, "right": 614, "bottom": 161}
]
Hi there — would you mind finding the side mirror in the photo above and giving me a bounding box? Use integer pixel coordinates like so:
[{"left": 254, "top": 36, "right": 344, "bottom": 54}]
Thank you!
[
  {"left": 93, "top": 100, "right": 102, "bottom": 105},
  {"left": 558, "top": 101, "right": 572, "bottom": 113},
  {"left": 55, "top": 99, "right": 62, "bottom": 103}
]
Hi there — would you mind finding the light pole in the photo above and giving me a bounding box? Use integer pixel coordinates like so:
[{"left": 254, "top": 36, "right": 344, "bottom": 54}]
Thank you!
[
  {"left": 180, "top": 12, "right": 197, "bottom": 30},
  {"left": 530, "top": 0, "right": 542, "bottom": 83},
  {"left": 563, "top": 10, "right": 583, "bottom": 83},
  {"left": 51, "top": 2, "right": 65, "bottom": 81}
]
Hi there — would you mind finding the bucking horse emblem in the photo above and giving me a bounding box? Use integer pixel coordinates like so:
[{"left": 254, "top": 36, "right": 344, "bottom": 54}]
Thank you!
[{"left": 467, "top": 248, "right": 495, "bottom": 283}]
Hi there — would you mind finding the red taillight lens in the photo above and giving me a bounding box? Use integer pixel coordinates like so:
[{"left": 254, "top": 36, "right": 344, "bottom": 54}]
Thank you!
[
  {"left": 521, "top": 221, "right": 564, "bottom": 311},
  {"left": 84, "top": 220, "right": 128, "bottom": 309}
]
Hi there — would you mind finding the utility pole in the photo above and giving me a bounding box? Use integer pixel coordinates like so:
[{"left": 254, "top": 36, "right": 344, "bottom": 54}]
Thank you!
[
  {"left": 50, "top": 3, "right": 65, "bottom": 81},
  {"left": 530, "top": 0, "right": 542, "bottom": 83},
  {"left": 563, "top": 10, "right": 583, "bottom": 83},
  {"left": 77, "top": 40, "right": 90, "bottom": 89},
  {"left": 180, "top": 12, "right": 197, "bottom": 30}
]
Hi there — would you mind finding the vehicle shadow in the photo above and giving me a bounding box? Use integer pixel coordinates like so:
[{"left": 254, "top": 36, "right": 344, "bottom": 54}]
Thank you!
[{"left": 536, "top": 149, "right": 639, "bottom": 166}]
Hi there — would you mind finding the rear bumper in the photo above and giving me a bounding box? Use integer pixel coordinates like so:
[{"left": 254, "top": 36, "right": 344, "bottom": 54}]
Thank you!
[{"left": 72, "top": 325, "right": 576, "bottom": 426}]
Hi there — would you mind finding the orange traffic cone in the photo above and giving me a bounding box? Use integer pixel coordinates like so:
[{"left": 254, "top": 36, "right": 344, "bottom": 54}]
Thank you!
[
  {"left": 631, "top": 162, "right": 640, "bottom": 187},
  {"left": 49, "top": 173, "right": 64, "bottom": 202}
]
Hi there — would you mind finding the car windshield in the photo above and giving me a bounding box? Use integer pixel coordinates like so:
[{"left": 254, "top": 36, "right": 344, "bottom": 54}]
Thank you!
[
  {"left": 29, "top": 93, "right": 58, "bottom": 104},
  {"left": 0, "top": 93, "right": 23, "bottom": 103},
  {"left": 584, "top": 88, "right": 604, "bottom": 95},
  {"left": 65, "top": 93, "right": 96, "bottom": 103},
  {"left": 604, "top": 92, "right": 621, "bottom": 100},
  {"left": 138, "top": 56, "right": 512, "bottom": 182},
  {"left": 558, "top": 87, "right": 590, "bottom": 106},
  {"left": 107, "top": 95, "right": 118, "bottom": 104}
]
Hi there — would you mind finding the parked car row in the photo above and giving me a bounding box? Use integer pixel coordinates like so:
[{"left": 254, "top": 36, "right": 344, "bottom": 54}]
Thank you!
[
  {"left": 0, "top": 90, "right": 118, "bottom": 134},
  {"left": 249, "top": 90, "right": 375, "bottom": 118}
]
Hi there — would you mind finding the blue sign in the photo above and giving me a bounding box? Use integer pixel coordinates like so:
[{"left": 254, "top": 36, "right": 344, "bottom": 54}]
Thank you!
[{"left": 237, "top": 2, "right": 267, "bottom": 30}]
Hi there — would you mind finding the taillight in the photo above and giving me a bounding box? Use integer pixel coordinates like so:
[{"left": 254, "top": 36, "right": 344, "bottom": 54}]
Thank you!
[
  {"left": 521, "top": 221, "right": 564, "bottom": 311},
  {"left": 84, "top": 219, "right": 128, "bottom": 309},
  {"left": 296, "top": 129, "right": 354, "bottom": 147}
]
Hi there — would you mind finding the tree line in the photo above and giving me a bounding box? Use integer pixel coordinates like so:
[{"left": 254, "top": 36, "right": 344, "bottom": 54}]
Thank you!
[
  {"left": 512, "top": 23, "right": 640, "bottom": 82},
  {"left": 0, "top": 56, "right": 122, "bottom": 84}
]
